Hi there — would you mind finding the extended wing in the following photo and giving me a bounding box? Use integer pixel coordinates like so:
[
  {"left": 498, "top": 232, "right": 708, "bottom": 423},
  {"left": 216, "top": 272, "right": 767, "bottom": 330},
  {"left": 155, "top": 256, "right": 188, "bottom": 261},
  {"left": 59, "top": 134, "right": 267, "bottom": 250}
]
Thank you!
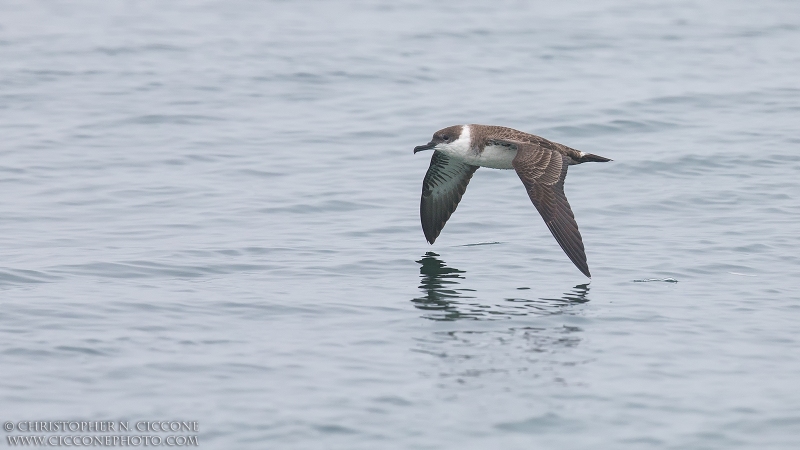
[
  {"left": 420, "top": 151, "right": 479, "bottom": 244},
  {"left": 489, "top": 139, "right": 590, "bottom": 277}
]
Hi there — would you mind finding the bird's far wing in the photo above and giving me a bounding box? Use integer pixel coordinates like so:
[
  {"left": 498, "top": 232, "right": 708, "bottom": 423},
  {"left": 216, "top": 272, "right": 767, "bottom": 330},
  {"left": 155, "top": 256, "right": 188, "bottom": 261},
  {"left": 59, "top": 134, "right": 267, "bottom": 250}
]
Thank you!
[
  {"left": 420, "top": 151, "right": 479, "bottom": 244},
  {"left": 493, "top": 138, "right": 590, "bottom": 277}
]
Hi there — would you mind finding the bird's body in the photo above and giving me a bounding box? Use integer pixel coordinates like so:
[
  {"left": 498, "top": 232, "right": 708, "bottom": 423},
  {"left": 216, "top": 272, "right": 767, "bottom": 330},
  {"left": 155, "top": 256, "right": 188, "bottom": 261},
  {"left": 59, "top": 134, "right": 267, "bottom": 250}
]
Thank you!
[{"left": 413, "top": 124, "right": 610, "bottom": 278}]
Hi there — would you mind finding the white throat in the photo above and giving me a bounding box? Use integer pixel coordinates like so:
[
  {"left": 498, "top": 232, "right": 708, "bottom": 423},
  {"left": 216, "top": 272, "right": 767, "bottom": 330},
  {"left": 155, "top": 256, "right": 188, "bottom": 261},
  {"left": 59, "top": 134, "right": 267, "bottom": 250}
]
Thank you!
[{"left": 437, "top": 125, "right": 472, "bottom": 158}]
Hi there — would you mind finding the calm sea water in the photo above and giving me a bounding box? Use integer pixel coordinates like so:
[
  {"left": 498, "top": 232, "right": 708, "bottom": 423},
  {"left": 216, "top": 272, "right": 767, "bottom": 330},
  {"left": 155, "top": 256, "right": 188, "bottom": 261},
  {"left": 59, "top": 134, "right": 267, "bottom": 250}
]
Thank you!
[{"left": 2, "top": 0, "right": 799, "bottom": 448}]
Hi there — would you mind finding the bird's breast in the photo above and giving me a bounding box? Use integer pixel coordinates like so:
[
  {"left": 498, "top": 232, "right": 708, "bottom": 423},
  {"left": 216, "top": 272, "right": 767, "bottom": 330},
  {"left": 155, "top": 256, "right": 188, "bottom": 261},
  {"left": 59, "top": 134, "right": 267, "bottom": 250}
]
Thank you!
[
  {"left": 436, "top": 141, "right": 516, "bottom": 169},
  {"left": 467, "top": 144, "right": 516, "bottom": 169}
]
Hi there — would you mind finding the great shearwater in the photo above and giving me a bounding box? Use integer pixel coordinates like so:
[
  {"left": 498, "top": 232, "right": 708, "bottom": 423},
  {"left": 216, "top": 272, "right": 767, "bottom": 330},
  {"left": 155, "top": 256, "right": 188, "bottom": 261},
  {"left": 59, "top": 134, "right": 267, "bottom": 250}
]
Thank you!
[{"left": 414, "top": 124, "right": 610, "bottom": 278}]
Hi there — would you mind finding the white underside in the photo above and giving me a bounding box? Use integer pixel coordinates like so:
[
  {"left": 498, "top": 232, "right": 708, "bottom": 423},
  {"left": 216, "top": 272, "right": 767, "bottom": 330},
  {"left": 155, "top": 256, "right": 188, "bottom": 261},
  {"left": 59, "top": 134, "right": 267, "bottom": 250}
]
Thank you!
[{"left": 436, "top": 125, "right": 516, "bottom": 170}]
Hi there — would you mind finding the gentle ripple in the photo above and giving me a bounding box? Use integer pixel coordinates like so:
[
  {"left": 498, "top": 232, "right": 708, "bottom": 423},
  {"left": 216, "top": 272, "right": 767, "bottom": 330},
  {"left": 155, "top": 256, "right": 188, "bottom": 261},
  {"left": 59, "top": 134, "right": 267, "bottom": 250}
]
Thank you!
[{"left": 1, "top": 0, "right": 800, "bottom": 448}]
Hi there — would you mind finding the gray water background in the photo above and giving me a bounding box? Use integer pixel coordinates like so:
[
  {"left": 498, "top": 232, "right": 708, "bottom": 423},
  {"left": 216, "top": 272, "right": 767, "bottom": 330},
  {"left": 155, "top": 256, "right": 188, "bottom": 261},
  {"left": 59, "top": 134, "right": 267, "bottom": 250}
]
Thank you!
[{"left": 2, "top": 0, "right": 799, "bottom": 448}]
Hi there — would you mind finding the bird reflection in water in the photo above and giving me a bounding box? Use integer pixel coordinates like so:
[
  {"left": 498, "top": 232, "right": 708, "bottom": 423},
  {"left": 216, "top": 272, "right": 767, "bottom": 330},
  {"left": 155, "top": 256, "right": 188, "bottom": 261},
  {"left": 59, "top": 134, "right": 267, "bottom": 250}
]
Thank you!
[{"left": 412, "top": 252, "right": 590, "bottom": 321}]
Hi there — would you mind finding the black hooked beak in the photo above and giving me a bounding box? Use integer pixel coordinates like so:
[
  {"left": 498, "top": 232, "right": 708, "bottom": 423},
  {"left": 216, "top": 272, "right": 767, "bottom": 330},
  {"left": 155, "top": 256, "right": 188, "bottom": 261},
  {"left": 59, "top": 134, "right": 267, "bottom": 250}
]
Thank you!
[{"left": 413, "top": 142, "right": 436, "bottom": 154}]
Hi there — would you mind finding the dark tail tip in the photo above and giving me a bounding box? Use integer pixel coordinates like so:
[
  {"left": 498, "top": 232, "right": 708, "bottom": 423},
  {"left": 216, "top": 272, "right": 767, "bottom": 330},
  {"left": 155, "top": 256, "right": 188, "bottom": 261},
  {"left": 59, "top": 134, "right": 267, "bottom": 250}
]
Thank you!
[{"left": 580, "top": 153, "right": 611, "bottom": 163}]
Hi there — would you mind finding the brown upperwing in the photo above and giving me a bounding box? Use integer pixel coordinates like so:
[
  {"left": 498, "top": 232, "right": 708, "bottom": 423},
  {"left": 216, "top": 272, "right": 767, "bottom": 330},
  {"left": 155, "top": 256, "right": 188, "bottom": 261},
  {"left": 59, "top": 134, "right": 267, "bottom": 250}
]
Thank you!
[{"left": 489, "top": 138, "right": 591, "bottom": 277}]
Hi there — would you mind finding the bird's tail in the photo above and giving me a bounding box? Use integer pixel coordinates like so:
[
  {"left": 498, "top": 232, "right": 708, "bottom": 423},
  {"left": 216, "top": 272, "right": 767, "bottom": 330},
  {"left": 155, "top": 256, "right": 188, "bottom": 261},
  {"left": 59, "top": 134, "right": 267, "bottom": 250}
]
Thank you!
[{"left": 579, "top": 153, "right": 612, "bottom": 163}]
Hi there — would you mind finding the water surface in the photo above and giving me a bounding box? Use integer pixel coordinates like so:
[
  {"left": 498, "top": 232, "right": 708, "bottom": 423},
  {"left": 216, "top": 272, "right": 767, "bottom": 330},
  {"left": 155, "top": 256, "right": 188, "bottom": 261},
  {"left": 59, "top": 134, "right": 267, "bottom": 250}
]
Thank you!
[{"left": 1, "top": 1, "right": 799, "bottom": 448}]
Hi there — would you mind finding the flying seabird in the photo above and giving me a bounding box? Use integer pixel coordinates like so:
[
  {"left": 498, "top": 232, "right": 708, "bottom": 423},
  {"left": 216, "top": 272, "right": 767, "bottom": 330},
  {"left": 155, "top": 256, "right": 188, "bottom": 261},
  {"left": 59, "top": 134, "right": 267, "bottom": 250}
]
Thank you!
[{"left": 413, "top": 124, "right": 610, "bottom": 278}]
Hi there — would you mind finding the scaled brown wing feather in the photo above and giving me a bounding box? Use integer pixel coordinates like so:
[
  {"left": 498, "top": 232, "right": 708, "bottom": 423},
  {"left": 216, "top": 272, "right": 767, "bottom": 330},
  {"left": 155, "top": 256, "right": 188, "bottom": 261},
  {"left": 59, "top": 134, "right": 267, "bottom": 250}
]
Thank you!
[
  {"left": 501, "top": 140, "right": 591, "bottom": 277},
  {"left": 420, "top": 151, "right": 479, "bottom": 244}
]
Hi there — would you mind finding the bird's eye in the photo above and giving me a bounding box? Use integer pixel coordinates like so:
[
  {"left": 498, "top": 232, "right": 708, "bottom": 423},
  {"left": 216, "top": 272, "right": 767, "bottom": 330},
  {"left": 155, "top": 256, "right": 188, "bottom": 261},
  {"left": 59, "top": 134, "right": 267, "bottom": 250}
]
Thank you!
[{"left": 442, "top": 135, "right": 450, "bottom": 141}]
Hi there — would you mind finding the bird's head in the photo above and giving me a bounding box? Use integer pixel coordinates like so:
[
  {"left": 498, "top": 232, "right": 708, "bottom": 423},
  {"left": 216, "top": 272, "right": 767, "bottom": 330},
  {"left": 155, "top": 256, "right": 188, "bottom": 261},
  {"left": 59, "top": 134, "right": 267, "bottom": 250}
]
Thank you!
[{"left": 413, "top": 125, "right": 465, "bottom": 153}]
